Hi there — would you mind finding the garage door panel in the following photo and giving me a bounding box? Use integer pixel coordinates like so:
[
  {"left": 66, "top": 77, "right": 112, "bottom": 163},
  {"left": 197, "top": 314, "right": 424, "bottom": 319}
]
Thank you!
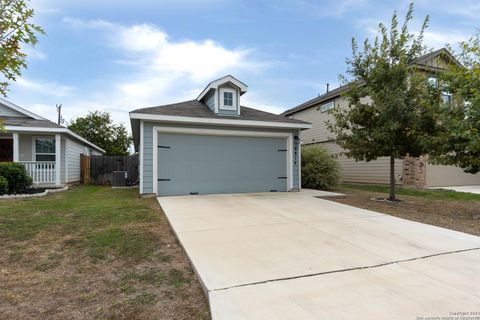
[{"left": 157, "top": 133, "right": 287, "bottom": 196}]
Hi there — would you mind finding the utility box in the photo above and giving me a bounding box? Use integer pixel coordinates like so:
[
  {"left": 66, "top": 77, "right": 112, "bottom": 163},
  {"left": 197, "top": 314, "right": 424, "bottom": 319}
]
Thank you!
[{"left": 112, "top": 171, "right": 127, "bottom": 187}]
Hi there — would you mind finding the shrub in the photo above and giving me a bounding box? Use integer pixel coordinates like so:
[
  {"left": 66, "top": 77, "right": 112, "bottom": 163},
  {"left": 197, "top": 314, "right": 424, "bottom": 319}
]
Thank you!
[
  {"left": 0, "top": 176, "right": 8, "bottom": 195},
  {"left": 0, "top": 162, "right": 32, "bottom": 194},
  {"left": 301, "top": 145, "right": 340, "bottom": 190}
]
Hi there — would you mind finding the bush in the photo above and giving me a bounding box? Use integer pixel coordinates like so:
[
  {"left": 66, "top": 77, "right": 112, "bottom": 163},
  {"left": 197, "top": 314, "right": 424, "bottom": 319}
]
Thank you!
[
  {"left": 301, "top": 145, "right": 340, "bottom": 190},
  {"left": 0, "top": 176, "right": 8, "bottom": 195},
  {"left": 0, "top": 162, "right": 32, "bottom": 194}
]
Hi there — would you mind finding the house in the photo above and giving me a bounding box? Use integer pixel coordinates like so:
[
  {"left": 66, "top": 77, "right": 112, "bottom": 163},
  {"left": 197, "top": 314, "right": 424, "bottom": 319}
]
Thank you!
[
  {"left": 129, "top": 75, "right": 311, "bottom": 197},
  {"left": 0, "top": 98, "right": 105, "bottom": 186},
  {"left": 282, "top": 48, "right": 480, "bottom": 188}
]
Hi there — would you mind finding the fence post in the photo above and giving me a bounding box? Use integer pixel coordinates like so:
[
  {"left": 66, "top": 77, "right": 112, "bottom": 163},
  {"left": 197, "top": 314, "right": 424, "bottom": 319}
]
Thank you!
[{"left": 80, "top": 154, "right": 91, "bottom": 184}]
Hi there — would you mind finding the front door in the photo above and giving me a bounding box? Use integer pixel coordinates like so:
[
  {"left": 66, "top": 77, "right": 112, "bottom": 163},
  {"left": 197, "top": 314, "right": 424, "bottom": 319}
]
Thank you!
[{"left": 0, "top": 139, "right": 13, "bottom": 162}]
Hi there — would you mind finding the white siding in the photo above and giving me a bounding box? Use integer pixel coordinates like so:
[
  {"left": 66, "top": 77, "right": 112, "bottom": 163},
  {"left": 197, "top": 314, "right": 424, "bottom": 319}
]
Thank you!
[
  {"left": 65, "top": 137, "right": 84, "bottom": 183},
  {"left": 61, "top": 136, "right": 66, "bottom": 184},
  {"left": 320, "top": 142, "right": 404, "bottom": 185},
  {"left": 0, "top": 104, "right": 27, "bottom": 118},
  {"left": 426, "top": 164, "right": 480, "bottom": 187},
  {"left": 18, "top": 134, "right": 33, "bottom": 161}
]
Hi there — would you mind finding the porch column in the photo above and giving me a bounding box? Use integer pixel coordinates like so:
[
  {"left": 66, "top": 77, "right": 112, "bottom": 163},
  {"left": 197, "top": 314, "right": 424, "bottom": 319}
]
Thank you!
[
  {"left": 55, "top": 134, "right": 61, "bottom": 185},
  {"left": 12, "top": 133, "right": 19, "bottom": 162}
]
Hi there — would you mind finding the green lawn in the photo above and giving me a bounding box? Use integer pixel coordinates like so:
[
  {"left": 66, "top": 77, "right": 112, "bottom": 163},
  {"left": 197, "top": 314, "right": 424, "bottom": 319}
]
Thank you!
[
  {"left": 0, "top": 186, "right": 209, "bottom": 319},
  {"left": 338, "top": 184, "right": 480, "bottom": 201}
]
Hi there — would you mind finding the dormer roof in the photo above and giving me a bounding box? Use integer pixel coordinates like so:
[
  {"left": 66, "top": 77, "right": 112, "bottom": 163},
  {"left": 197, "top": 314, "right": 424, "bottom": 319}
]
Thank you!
[{"left": 196, "top": 75, "right": 248, "bottom": 101}]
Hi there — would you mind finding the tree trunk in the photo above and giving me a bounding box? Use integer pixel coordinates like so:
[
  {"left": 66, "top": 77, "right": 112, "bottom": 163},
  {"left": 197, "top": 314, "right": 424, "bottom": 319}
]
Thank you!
[{"left": 389, "top": 155, "right": 396, "bottom": 201}]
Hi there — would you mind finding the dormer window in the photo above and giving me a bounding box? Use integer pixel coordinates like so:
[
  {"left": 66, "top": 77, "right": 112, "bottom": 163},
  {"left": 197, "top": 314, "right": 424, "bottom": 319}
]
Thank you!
[
  {"left": 220, "top": 88, "right": 237, "bottom": 111},
  {"left": 197, "top": 75, "right": 247, "bottom": 115},
  {"left": 224, "top": 91, "right": 233, "bottom": 107}
]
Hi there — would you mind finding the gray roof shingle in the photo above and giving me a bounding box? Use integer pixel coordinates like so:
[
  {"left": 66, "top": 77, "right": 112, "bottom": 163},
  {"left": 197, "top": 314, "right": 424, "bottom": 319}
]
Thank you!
[
  {"left": 131, "top": 99, "right": 310, "bottom": 125},
  {"left": 1, "top": 117, "right": 64, "bottom": 128}
]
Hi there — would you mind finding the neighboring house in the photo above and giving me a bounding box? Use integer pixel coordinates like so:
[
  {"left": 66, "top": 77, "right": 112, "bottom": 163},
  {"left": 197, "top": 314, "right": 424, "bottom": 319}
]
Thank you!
[
  {"left": 130, "top": 75, "right": 311, "bottom": 197},
  {"left": 0, "top": 98, "right": 105, "bottom": 186},
  {"left": 283, "top": 48, "right": 480, "bottom": 188}
]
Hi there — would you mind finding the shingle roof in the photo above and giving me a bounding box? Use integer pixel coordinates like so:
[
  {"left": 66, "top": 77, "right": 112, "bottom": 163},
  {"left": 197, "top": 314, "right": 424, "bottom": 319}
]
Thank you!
[
  {"left": 1, "top": 116, "right": 64, "bottom": 128},
  {"left": 131, "top": 99, "right": 310, "bottom": 125},
  {"left": 281, "top": 81, "right": 358, "bottom": 116}
]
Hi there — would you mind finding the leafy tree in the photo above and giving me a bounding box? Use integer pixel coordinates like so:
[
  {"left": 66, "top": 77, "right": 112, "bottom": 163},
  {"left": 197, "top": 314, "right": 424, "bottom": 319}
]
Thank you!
[
  {"left": 0, "top": 0, "right": 44, "bottom": 97},
  {"left": 429, "top": 34, "right": 480, "bottom": 174},
  {"left": 328, "top": 3, "right": 441, "bottom": 201},
  {"left": 68, "top": 111, "right": 132, "bottom": 156}
]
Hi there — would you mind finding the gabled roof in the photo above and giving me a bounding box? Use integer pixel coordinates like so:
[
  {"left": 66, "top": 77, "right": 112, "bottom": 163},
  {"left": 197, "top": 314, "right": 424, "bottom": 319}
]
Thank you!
[
  {"left": 281, "top": 81, "right": 360, "bottom": 116},
  {"left": 412, "top": 48, "right": 462, "bottom": 69},
  {"left": 282, "top": 48, "right": 459, "bottom": 116},
  {"left": 197, "top": 75, "right": 248, "bottom": 101},
  {"left": 131, "top": 99, "right": 310, "bottom": 126},
  {"left": 0, "top": 98, "right": 47, "bottom": 120},
  {"left": 1, "top": 99, "right": 106, "bottom": 153}
]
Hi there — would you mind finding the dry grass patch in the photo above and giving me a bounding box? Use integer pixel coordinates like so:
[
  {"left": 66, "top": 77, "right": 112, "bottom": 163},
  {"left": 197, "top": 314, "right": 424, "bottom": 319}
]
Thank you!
[
  {"left": 330, "top": 185, "right": 480, "bottom": 236},
  {"left": 0, "top": 185, "right": 209, "bottom": 320}
]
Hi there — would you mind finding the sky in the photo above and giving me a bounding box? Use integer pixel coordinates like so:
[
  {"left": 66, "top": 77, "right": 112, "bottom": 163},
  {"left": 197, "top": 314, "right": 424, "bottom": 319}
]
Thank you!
[{"left": 5, "top": 0, "right": 480, "bottom": 129}]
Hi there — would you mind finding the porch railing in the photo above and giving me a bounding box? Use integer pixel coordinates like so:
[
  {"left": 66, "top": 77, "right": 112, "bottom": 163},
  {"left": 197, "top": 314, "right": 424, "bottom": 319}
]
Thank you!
[{"left": 19, "top": 161, "right": 56, "bottom": 185}]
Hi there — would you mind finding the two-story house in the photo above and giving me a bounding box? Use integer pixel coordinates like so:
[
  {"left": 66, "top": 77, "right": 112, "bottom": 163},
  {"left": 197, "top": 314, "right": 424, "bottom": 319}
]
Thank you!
[{"left": 282, "top": 48, "right": 480, "bottom": 188}]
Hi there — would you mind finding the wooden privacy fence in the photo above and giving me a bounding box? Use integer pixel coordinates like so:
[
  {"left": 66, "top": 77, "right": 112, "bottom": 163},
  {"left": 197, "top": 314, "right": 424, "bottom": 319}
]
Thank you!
[{"left": 80, "top": 154, "right": 139, "bottom": 186}]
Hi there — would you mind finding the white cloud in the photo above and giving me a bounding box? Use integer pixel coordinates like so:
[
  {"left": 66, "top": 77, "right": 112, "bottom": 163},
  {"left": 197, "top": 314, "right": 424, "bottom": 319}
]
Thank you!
[
  {"left": 9, "top": 18, "right": 269, "bottom": 129},
  {"left": 423, "top": 30, "right": 469, "bottom": 49},
  {"left": 23, "top": 47, "right": 47, "bottom": 60},
  {"left": 110, "top": 23, "right": 260, "bottom": 82},
  {"left": 357, "top": 17, "right": 468, "bottom": 50},
  {"left": 15, "top": 78, "right": 75, "bottom": 97}
]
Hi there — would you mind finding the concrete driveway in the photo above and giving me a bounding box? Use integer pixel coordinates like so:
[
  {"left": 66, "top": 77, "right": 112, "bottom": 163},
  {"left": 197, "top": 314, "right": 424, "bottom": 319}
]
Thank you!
[
  {"left": 158, "top": 190, "right": 480, "bottom": 320},
  {"left": 431, "top": 185, "right": 480, "bottom": 195}
]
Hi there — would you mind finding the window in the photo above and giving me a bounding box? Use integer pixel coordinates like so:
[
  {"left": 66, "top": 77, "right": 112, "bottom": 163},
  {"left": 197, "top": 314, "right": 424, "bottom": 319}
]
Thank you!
[
  {"left": 320, "top": 101, "right": 335, "bottom": 112},
  {"left": 441, "top": 92, "right": 452, "bottom": 104},
  {"left": 224, "top": 91, "right": 233, "bottom": 106},
  {"left": 441, "top": 81, "right": 452, "bottom": 105},
  {"left": 220, "top": 88, "right": 236, "bottom": 110},
  {"left": 427, "top": 76, "right": 438, "bottom": 88},
  {"left": 35, "top": 138, "right": 55, "bottom": 161}
]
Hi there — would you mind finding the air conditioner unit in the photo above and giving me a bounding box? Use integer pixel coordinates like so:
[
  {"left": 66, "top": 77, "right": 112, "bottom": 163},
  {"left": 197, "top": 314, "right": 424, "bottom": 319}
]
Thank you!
[{"left": 112, "top": 171, "right": 127, "bottom": 187}]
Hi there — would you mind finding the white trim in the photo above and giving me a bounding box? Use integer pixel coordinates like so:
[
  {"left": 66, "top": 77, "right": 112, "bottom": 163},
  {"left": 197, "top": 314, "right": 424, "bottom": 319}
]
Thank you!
[
  {"left": 32, "top": 135, "right": 56, "bottom": 162},
  {"left": 0, "top": 98, "right": 46, "bottom": 120},
  {"left": 153, "top": 126, "right": 292, "bottom": 138},
  {"left": 287, "top": 134, "right": 293, "bottom": 190},
  {"left": 298, "top": 132, "right": 302, "bottom": 190},
  {"left": 213, "top": 90, "right": 219, "bottom": 113},
  {"left": 151, "top": 126, "right": 293, "bottom": 196},
  {"left": 4, "top": 126, "right": 106, "bottom": 153},
  {"left": 129, "top": 113, "right": 312, "bottom": 129},
  {"left": 219, "top": 88, "right": 237, "bottom": 111},
  {"left": 139, "top": 120, "right": 144, "bottom": 194},
  {"left": 12, "top": 133, "right": 19, "bottom": 162},
  {"left": 197, "top": 75, "right": 248, "bottom": 101},
  {"left": 0, "top": 136, "right": 13, "bottom": 139},
  {"left": 65, "top": 138, "right": 69, "bottom": 184},
  {"left": 152, "top": 126, "right": 158, "bottom": 195},
  {"left": 55, "top": 134, "right": 61, "bottom": 185},
  {"left": 237, "top": 90, "right": 241, "bottom": 116}
]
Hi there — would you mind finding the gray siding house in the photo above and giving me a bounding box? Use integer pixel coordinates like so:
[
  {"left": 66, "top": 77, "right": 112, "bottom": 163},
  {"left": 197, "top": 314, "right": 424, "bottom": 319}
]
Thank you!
[
  {"left": 0, "top": 99, "right": 105, "bottom": 186},
  {"left": 130, "top": 75, "right": 311, "bottom": 197},
  {"left": 283, "top": 49, "right": 480, "bottom": 188}
]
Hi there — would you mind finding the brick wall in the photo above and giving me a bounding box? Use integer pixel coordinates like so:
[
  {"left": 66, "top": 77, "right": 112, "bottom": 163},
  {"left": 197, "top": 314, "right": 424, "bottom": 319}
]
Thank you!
[{"left": 402, "top": 155, "right": 426, "bottom": 188}]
